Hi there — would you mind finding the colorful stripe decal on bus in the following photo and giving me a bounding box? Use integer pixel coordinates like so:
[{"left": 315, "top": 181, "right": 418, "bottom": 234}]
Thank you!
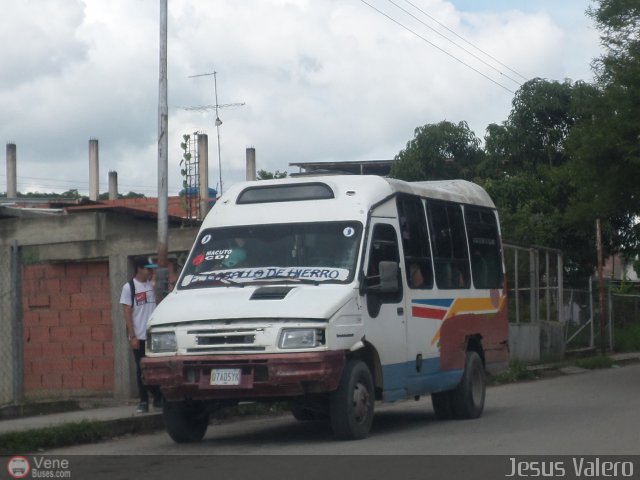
[
  {"left": 411, "top": 298, "right": 454, "bottom": 320},
  {"left": 409, "top": 293, "right": 506, "bottom": 347}
]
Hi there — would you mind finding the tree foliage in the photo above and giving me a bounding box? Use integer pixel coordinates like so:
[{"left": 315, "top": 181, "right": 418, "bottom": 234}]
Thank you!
[
  {"left": 390, "top": 121, "right": 483, "bottom": 181},
  {"left": 391, "top": 79, "right": 602, "bottom": 275},
  {"left": 485, "top": 79, "right": 600, "bottom": 173},
  {"left": 390, "top": 0, "right": 640, "bottom": 279},
  {"left": 565, "top": 0, "right": 640, "bottom": 257},
  {"left": 256, "top": 169, "right": 288, "bottom": 180}
]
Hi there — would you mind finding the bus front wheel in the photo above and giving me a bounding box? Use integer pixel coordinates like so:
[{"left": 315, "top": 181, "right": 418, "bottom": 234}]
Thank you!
[
  {"left": 163, "top": 400, "right": 209, "bottom": 443},
  {"left": 329, "top": 360, "right": 374, "bottom": 440}
]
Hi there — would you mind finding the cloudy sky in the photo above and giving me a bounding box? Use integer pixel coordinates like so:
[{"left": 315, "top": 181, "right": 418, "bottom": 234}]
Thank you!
[{"left": 0, "top": 0, "right": 601, "bottom": 197}]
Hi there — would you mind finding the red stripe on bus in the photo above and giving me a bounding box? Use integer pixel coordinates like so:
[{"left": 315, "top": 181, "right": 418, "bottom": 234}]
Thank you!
[{"left": 412, "top": 306, "right": 447, "bottom": 320}]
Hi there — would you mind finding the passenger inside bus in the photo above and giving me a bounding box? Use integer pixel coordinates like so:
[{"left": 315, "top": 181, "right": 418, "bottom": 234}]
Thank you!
[{"left": 409, "top": 263, "right": 425, "bottom": 288}]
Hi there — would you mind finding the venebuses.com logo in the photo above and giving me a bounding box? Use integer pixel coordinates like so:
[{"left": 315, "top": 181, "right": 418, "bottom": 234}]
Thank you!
[
  {"left": 6, "top": 456, "right": 72, "bottom": 479},
  {"left": 6, "top": 456, "right": 30, "bottom": 479}
]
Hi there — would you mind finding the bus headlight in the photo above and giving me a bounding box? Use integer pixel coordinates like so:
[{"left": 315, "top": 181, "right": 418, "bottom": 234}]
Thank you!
[
  {"left": 149, "top": 331, "right": 177, "bottom": 353},
  {"left": 279, "top": 328, "right": 324, "bottom": 349}
]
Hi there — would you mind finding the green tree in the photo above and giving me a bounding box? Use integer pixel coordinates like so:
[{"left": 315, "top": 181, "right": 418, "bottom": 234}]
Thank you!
[
  {"left": 390, "top": 121, "right": 484, "bottom": 181},
  {"left": 477, "top": 78, "right": 610, "bottom": 276},
  {"left": 256, "top": 169, "right": 287, "bottom": 180},
  {"left": 484, "top": 78, "right": 597, "bottom": 174},
  {"left": 98, "top": 191, "right": 146, "bottom": 200},
  {"left": 565, "top": 0, "right": 640, "bottom": 259}
]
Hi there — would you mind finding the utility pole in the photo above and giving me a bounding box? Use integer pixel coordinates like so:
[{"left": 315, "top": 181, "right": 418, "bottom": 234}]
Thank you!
[
  {"left": 596, "top": 218, "right": 607, "bottom": 355},
  {"left": 157, "top": 0, "right": 169, "bottom": 299},
  {"left": 184, "top": 71, "right": 244, "bottom": 195}
]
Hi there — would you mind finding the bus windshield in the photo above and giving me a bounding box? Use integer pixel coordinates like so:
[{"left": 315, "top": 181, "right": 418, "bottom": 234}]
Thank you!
[{"left": 178, "top": 221, "right": 363, "bottom": 289}]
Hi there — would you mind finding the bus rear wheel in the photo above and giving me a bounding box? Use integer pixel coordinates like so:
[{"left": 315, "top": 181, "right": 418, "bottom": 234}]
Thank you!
[
  {"left": 329, "top": 360, "right": 374, "bottom": 440},
  {"left": 451, "top": 351, "right": 485, "bottom": 419},
  {"left": 431, "top": 390, "right": 455, "bottom": 419}
]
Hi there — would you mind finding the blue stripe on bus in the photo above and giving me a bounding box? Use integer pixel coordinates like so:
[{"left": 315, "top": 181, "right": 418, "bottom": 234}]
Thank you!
[
  {"left": 380, "top": 358, "right": 463, "bottom": 402},
  {"left": 412, "top": 298, "right": 454, "bottom": 308}
]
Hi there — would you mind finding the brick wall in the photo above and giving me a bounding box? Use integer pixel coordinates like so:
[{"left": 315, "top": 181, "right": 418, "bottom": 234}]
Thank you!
[{"left": 22, "top": 261, "right": 113, "bottom": 398}]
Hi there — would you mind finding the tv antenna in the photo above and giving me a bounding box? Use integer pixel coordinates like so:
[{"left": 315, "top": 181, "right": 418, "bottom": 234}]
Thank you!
[{"left": 184, "top": 71, "right": 245, "bottom": 195}]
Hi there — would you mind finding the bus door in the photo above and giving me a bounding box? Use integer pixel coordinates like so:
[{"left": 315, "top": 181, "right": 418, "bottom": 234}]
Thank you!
[
  {"left": 362, "top": 218, "right": 407, "bottom": 401},
  {"left": 397, "top": 195, "right": 442, "bottom": 395}
]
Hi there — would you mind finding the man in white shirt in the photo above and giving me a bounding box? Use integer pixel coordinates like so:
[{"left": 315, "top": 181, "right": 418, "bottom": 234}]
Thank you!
[{"left": 120, "top": 256, "right": 162, "bottom": 413}]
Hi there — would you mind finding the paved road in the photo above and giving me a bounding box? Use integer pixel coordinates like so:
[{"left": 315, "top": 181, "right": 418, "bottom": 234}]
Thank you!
[{"left": 48, "top": 363, "right": 640, "bottom": 455}]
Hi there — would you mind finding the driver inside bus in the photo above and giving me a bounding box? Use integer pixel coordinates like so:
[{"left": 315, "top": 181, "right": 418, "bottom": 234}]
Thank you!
[{"left": 222, "top": 238, "right": 247, "bottom": 268}]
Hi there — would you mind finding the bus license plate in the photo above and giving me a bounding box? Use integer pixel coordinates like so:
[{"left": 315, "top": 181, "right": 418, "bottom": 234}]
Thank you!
[{"left": 210, "top": 369, "right": 241, "bottom": 386}]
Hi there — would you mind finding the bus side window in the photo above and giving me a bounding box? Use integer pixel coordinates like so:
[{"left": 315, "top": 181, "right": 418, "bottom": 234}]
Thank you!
[
  {"left": 397, "top": 194, "right": 433, "bottom": 289},
  {"left": 366, "top": 223, "right": 402, "bottom": 303},
  {"left": 427, "top": 201, "right": 470, "bottom": 289},
  {"left": 465, "top": 207, "right": 503, "bottom": 289}
]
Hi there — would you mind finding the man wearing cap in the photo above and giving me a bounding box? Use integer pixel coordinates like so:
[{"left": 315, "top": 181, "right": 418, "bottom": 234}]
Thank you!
[{"left": 120, "top": 256, "right": 162, "bottom": 413}]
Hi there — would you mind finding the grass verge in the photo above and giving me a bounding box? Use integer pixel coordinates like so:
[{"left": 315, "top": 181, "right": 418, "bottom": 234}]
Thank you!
[
  {"left": 573, "top": 355, "right": 616, "bottom": 369},
  {"left": 489, "top": 361, "right": 538, "bottom": 385},
  {"left": 614, "top": 325, "right": 640, "bottom": 352},
  {"left": 0, "top": 420, "right": 109, "bottom": 455}
]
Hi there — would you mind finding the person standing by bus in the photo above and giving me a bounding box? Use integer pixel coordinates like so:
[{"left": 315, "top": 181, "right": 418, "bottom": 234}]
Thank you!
[{"left": 120, "top": 256, "right": 162, "bottom": 413}]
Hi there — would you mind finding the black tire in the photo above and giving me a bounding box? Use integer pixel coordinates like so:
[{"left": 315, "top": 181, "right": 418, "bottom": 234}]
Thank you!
[
  {"left": 451, "top": 351, "right": 485, "bottom": 419},
  {"left": 431, "top": 390, "right": 455, "bottom": 420},
  {"left": 329, "top": 360, "right": 374, "bottom": 440},
  {"left": 163, "top": 400, "right": 209, "bottom": 443},
  {"left": 291, "top": 403, "right": 328, "bottom": 422}
]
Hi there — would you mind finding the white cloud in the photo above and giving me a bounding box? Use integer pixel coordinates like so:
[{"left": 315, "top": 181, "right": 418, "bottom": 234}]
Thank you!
[{"left": 0, "top": 0, "right": 602, "bottom": 196}]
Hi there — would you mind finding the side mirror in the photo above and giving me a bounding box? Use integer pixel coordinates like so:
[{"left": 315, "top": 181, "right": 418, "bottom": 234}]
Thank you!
[
  {"left": 378, "top": 261, "right": 399, "bottom": 292},
  {"left": 359, "top": 260, "right": 400, "bottom": 295}
]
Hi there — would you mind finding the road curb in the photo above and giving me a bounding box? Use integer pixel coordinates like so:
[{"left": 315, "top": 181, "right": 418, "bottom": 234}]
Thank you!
[{"left": 96, "top": 413, "right": 165, "bottom": 439}]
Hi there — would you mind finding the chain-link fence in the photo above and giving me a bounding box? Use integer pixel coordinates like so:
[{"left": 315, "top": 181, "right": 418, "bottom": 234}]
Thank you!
[
  {"left": 499, "top": 242, "right": 634, "bottom": 360},
  {"left": 564, "top": 282, "right": 596, "bottom": 351},
  {"left": 504, "top": 242, "right": 564, "bottom": 325},
  {"left": 0, "top": 244, "right": 22, "bottom": 406},
  {"left": 564, "top": 278, "right": 640, "bottom": 353},
  {"left": 503, "top": 242, "right": 568, "bottom": 360},
  {"left": 609, "top": 280, "right": 640, "bottom": 352}
]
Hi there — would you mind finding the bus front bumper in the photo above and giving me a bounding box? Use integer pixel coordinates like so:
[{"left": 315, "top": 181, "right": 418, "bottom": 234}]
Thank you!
[{"left": 141, "top": 351, "right": 346, "bottom": 402}]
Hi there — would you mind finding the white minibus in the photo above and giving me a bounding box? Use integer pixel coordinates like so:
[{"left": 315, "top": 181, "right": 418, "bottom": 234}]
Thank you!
[{"left": 142, "top": 175, "right": 509, "bottom": 442}]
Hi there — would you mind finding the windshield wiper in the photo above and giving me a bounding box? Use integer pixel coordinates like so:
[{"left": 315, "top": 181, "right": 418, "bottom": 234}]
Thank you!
[
  {"left": 183, "top": 274, "right": 245, "bottom": 288},
  {"left": 256, "top": 275, "right": 320, "bottom": 286},
  {"left": 220, "top": 277, "right": 245, "bottom": 287}
]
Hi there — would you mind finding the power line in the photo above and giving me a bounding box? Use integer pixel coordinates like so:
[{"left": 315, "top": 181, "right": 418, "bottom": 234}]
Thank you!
[
  {"left": 358, "top": 0, "right": 516, "bottom": 94},
  {"left": 401, "top": 0, "right": 529, "bottom": 82},
  {"left": 386, "top": 0, "right": 523, "bottom": 86}
]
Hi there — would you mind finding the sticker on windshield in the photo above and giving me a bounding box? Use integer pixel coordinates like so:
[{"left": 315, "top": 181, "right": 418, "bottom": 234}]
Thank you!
[
  {"left": 200, "top": 234, "right": 212, "bottom": 245},
  {"left": 192, "top": 253, "right": 206, "bottom": 266},
  {"left": 343, "top": 227, "right": 355, "bottom": 238},
  {"left": 181, "top": 266, "right": 351, "bottom": 287}
]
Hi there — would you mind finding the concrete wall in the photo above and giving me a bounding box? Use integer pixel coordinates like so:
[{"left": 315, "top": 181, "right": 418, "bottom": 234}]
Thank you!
[
  {"left": 509, "top": 324, "right": 541, "bottom": 363},
  {"left": 0, "top": 211, "right": 198, "bottom": 403},
  {"left": 509, "top": 322, "right": 566, "bottom": 363},
  {"left": 539, "top": 321, "right": 566, "bottom": 362}
]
